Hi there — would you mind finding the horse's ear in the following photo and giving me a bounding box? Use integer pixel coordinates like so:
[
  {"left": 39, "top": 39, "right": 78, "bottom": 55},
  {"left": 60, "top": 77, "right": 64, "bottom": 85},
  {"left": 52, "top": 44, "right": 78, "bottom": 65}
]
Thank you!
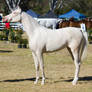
[
  {"left": 17, "top": 6, "right": 20, "bottom": 9},
  {"left": 16, "top": 6, "right": 21, "bottom": 13}
]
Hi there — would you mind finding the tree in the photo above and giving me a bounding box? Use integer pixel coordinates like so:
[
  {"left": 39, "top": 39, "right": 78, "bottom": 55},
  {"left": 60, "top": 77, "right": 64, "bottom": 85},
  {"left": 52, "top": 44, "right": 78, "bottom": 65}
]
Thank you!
[
  {"left": 3, "top": 0, "right": 92, "bottom": 17},
  {"left": 5, "top": 0, "right": 21, "bottom": 11}
]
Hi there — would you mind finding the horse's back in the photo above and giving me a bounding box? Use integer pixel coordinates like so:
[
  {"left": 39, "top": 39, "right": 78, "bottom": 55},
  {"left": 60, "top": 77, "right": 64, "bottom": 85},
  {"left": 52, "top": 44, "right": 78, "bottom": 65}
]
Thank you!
[{"left": 45, "top": 27, "right": 82, "bottom": 51}]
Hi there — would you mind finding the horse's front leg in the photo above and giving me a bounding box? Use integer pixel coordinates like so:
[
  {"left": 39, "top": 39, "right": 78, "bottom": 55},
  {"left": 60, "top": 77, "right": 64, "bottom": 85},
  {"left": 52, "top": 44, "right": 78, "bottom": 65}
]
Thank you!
[
  {"left": 36, "top": 51, "right": 45, "bottom": 85},
  {"left": 32, "top": 52, "right": 39, "bottom": 84}
]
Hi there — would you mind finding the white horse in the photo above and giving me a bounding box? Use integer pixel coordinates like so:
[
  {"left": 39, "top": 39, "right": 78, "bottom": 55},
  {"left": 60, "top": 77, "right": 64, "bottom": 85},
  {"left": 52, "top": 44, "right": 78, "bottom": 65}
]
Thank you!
[
  {"left": 36, "top": 18, "right": 61, "bottom": 29},
  {"left": 3, "top": 7, "right": 88, "bottom": 85}
]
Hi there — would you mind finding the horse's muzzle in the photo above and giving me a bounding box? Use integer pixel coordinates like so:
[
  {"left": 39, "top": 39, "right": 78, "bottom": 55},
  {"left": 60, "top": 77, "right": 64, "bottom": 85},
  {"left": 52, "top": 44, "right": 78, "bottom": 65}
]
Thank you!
[{"left": 2, "top": 16, "right": 8, "bottom": 22}]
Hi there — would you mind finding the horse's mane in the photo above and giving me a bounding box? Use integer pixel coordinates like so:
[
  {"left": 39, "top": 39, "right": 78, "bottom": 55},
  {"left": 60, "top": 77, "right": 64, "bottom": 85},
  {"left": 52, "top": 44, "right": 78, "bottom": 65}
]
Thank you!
[{"left": 22, "top": 12, "right": 40, "bottom": 27}]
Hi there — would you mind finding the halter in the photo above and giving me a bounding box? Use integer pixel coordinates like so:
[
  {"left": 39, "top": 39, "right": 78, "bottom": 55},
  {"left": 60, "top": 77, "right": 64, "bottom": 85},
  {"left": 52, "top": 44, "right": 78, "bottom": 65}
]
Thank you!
[
  {"left": 11, "top": 10, "right": 23, "bottom": 23},
  {"left": 19, "top": 11, "right": 22, "bottom": 23}
]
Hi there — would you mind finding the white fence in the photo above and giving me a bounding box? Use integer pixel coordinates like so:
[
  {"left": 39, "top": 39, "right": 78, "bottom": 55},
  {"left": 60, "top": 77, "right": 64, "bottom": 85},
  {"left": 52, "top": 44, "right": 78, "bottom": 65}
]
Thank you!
[{"left": 0, "top": 22, "right": 23, "bottom": 30}]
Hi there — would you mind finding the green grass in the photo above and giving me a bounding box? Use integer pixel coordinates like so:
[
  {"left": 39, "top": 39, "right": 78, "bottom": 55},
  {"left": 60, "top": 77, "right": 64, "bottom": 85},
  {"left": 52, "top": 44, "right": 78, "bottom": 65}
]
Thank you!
[{"left": 0, "top": 41, "right": 92, "bottom": 92}]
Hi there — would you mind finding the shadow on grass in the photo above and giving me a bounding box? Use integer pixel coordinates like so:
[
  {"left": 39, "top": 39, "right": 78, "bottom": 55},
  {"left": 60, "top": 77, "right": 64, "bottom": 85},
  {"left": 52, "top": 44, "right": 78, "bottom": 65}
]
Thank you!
[
  {"left": 1, "top": 76, "right": 92, "bottom": 83},
  {"left": 0, "top": 50, "right": 13, "bottom": 53},
  {"left": 0, "top": 77, "right": 36, "bottom": 82},
  {"left": 63, "top": 76, "right": 92, "bottom": 82},
  {"left": 0, "top": 77, "right": 48, "bottom": 83},
  {"left": 53, "top": 76, "right": 92, "bottom": 83}
]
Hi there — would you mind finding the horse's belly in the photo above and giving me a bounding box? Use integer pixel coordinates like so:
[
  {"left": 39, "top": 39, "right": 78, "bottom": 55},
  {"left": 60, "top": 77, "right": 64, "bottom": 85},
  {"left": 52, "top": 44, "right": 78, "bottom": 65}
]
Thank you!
[{"left": 46, "top": 40, "right": 66, "bottom": 52}]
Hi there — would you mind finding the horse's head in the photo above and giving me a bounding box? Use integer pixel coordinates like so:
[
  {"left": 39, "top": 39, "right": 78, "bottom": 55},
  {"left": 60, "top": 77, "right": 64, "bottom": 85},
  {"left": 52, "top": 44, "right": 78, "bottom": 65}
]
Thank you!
[{"left": 3, "top": 6, "right": 22, "bottom": 22}]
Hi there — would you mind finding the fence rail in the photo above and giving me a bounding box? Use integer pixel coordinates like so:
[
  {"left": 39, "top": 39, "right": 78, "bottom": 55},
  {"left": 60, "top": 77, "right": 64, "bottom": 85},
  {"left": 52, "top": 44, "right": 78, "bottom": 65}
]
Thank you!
[{"left": 0, "top": 22, "right": 23, "bottom": 30}]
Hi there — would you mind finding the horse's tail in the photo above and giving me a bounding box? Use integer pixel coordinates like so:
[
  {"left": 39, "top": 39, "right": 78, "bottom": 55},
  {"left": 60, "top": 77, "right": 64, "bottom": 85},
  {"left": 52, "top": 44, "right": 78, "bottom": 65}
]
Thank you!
[{"left": 80, "top": 23, "right": 88, "bottom": 61}]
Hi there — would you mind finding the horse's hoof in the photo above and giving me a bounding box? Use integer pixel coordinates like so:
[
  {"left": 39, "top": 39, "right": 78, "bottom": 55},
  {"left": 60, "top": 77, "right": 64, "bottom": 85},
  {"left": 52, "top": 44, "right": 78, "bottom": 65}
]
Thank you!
[
  {"left": 41, "top": 82, "right": 44, "bottom": 85},
  {"left": 34, "top": 81, "right": 37, "bottom": 84},
  {"left": 72, "top": 81, "right": 77, "bottom": 85},
  {"left": 41, "top": 81, "right": 45, "bottom": 85}
]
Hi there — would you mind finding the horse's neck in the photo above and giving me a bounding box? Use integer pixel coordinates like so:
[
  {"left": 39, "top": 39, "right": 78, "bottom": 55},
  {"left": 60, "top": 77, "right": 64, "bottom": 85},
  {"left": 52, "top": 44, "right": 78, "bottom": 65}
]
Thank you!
[{"left": 21, "top": 12, "right": 40, "bottom": 38}]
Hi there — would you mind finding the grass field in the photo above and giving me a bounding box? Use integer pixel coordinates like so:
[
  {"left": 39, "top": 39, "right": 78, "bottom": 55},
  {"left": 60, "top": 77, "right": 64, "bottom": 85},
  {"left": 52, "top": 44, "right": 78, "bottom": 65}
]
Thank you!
[{"left": 0, "top": 41, "right": 92, "bottom": 92}]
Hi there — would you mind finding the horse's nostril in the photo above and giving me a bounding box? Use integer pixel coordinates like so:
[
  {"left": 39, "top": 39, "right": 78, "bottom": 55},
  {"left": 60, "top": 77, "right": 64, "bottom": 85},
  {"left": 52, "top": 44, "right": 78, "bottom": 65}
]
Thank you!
[{"left": 3, "top": 18, "right": 8, "bottom": 22}]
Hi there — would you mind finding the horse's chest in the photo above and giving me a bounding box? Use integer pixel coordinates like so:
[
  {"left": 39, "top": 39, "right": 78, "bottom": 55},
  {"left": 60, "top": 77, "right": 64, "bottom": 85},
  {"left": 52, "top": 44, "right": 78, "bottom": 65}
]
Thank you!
[{"left": 29, "top": 36, "right": 46, "bottom": 51}]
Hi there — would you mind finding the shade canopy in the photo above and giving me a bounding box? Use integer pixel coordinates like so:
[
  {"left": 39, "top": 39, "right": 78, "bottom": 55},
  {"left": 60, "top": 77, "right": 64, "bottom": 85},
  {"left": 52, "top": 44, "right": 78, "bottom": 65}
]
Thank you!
[
  {"left": 59, "top": 9, "right": 86, "bottom": 19},
  {"left": 26, "top": 9, "right": 39, "bottom": 18}
]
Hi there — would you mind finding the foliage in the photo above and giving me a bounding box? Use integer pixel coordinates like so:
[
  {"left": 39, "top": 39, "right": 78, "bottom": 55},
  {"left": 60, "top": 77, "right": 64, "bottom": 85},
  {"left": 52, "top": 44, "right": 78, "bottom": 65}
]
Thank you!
[
  {"left": 0, "top": 28, "right": 28, "bottom": 48},
  {"left": 19, "top": 0, "right": 92, "bottom": 17},
  {"left": 0, "top": 0, "right": 92, "bottom": 17},
  {"left": 88, "top": 29, "right": 92, "bottom": 42}
]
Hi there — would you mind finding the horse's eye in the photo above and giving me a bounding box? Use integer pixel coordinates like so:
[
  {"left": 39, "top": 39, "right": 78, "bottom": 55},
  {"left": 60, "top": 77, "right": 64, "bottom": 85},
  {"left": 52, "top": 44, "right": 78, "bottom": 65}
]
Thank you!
[{"left": 14, "top": 12, "right": 16, "bottom": 14}]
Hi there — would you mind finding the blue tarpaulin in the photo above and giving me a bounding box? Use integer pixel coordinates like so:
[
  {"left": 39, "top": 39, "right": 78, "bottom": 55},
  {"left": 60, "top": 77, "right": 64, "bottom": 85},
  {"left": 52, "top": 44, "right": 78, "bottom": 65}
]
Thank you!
[
  {"left": 26, "top": 9, "right": 39, "bottom": 18},
  {"left": 59, "top": 9, "right": 86, "bottom": 19}
]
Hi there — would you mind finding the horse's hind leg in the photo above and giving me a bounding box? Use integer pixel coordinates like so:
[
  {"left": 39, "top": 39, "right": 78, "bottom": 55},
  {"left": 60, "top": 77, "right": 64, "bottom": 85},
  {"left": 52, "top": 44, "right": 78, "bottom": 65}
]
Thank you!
[
  {"left": 71, "top": 48, "right": 81, "bottom": 85},
  {"left": 67, "top": 47, "right": 74, "bottom": 60}
]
